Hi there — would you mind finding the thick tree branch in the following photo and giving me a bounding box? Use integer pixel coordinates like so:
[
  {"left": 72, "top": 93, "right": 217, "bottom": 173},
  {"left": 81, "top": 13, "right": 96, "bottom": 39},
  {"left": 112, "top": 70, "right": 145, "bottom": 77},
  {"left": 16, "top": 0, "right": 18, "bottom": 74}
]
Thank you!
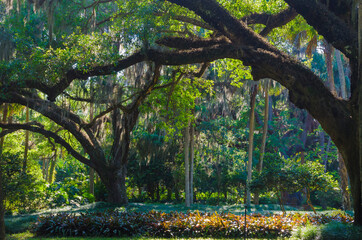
[
  {"left": 242, "top": 7, "right": 298, "bottom": 36},
  {"left": 46, "top": 52, "right": 145, "bottom": 101},
  {"left": 238, "top": 47, "right": 353, "bottom": 152},
  {"left": 167, "top": 0, "right": 276, "bottom": 53},
  {"left": 154, "top": 12, "right": 214, "bottom": 30},
  {"left": 0, "top": 122, "right": 94, "bottom": 168},
  {"left": 1, "top": 92, "right": 104, "bottom": 162},
  {"left": 156, "top": 37, "right": 230, "bottom": 49},
  {"left": 284, "top": 0, "right": 357, "bottom": 59},
  {"left": 0, "top": 129, "right": 17, "bottom": 137},
  {"left": 13, "top": 44, "right": 234, "bottom": 101}
]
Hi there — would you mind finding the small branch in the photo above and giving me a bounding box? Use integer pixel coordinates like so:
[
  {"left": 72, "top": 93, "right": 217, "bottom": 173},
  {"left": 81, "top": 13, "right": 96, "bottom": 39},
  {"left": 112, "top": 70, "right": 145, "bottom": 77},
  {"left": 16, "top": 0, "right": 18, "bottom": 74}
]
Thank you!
[
  {"left": 83, "top": 102, "right": 128, "bottom": 128},
  {"left": 128, "top": 64, "right": 162, "bottom": 111},
  {"left": 193, "top": 62, "right": 210, "bottom": 78},
  {"left": 241, "top": 7, "right": 298, "bottom": 37}
]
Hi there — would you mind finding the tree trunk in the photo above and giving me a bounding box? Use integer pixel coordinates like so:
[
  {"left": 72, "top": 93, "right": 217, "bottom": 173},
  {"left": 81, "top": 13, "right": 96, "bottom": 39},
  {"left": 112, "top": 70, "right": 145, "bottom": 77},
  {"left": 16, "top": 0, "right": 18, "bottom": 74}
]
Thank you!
[
  {"left": 99, "top": 164, "right": 128, "bottom": 205},
  {"left": 0, "top": 104, "right": 8, "bottom": 151},
  {"left": 89, "top": 168, "right": 95, "bottom": 195},
  {"left": 319, "top": 131, "right": 326, "bottom": 169},
  {"left": 277, "top": 190, "right": 286, "bottom": 213},
  {"left": 306, "top": 187, "right": 317, "bottom": 214},
  {"left": 258, "top": 80, "right": 270, "bottom": 172},
  {"left": 338, "top": 152, "right": 351, "bottom": 210},
  {"left": 23, "top": 106, "right": 29, "bottom": 173},
  {"left": 156, "top": 184, "right": 160, "bottom": 202},
  {"left": 103, "top": 108, "right": 139, "bottom": 205},
  {"left": 0, "top": 104, "right": 7, "bottom": 240},
  {"left": 323, "top": 136, "right": 331, "bottom": 170},
  {"left": 175, "top": 187, "right": 180, "bottom": 201},
  {"left": 0, "top": 165, "right": 4, "bottom": 240},
  {"left": 184, "top": 120, "right": 191, "bottom": 207},
  {"left": 167, "top": 187, "right": 172, "bottom": 201},
  {"left": 323, "top": 41, "right": 336, "bottom": 94},
  {"left": 216, "top": 148, "right": 221, "bottom": 205},
  {"left": 89, "top": 102, "right": 95, "bottom": 196},
  {"left": 246, "top": 84, "right": 258, "bottom": 206},
  {"left": 48, "top": 151, "right": 57, "bottom": 183},
  {"left": 189, "top": 120, "right": 195, "bottom": 205},
  {"left": 254, "top": 80, "right": 270, "bottom": 204},
  {"left": 336, "top": 49, "right": 347, "bottom": 99},
  {"left": 357, "top": 1, "right": 362, "bottom": 226}
]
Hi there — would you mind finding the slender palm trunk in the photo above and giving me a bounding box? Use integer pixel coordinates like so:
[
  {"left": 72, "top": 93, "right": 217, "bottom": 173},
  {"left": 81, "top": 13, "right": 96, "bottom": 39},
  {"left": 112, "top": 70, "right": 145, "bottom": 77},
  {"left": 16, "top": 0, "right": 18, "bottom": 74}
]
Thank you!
[
  {"left": 189, "top": 121, "right": 195, "bottom": 205},
  {"left": 254, "top": 80, "right": 269, "bottom": 204},
  {"left": 184, "top": 120, "right": 191, "bottom": 207},
  {"left": 89, "top": 102, "right": 95, "bottom": 196},
  {"left": 0, "top": 104, "right": 8, "bottom": 240},
  {"left": 336, "top": 50, "right": 347, "bottom": 99},
  {"left": 246, "top": 84, "right": 258, "bottom": 206},
  {"left": 48, "top": 151, "right": 57, "bottom": 183},
  {"left": 335, "top": 47, "right": 352, "bottom": 210},
  {"left": 0, "top": 104, "right": 8, "bottom": 151},
  {"left": 0, "top": 167, "right": 4, "bottom": 240},
  {"left": 323, "top": 41, "right": 336, "bottom": 94},
  {"left": 23, "top": 106, "right": 29, "bottom": 173}
]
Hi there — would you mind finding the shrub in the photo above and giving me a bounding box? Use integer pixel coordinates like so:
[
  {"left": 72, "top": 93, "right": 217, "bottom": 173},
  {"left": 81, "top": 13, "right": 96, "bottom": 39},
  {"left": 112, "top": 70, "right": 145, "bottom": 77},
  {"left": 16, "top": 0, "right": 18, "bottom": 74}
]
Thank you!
[
  {"left": 292, "top": 222, "right": 362, "bottom": 240},
  {"left": 32, "top": 210, "right": 354, "bottom": 238}
]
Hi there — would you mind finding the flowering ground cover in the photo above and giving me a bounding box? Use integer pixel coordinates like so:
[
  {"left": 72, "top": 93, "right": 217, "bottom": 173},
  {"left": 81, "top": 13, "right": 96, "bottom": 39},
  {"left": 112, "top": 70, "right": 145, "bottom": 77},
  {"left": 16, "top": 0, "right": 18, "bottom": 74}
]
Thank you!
[{"left": 32, "top": 210, "right": 353, "bottom": 239}]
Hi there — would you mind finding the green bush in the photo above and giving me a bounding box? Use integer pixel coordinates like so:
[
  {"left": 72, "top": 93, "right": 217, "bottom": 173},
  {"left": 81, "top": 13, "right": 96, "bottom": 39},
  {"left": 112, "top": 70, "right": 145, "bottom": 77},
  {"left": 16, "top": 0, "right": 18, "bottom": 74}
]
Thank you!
[
  {"left": 292, "top": 222, "right": 362, "bottom": 240},
  {"left": 1, "top": 152, "right": 48, "bottom": 212}
]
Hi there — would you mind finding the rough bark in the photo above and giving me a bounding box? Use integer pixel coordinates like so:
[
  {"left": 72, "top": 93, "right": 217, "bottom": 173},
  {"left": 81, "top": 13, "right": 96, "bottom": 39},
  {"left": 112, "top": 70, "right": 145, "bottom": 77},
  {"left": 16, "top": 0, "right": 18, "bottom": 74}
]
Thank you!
[
  {"left": 357, "top": 1, "right": 362, "bottom": 225},
  {"left": 108, "top": 109, "right": 140, "bottom": 205},
  {"left": 339, "top": 152, "right": 352, "bottom": 210},
  {"left": 98, "top": 163, "right": 128, "bottom": 204},
  {"left": 246, "top": 84, "right": 258, "bottom": 206}
]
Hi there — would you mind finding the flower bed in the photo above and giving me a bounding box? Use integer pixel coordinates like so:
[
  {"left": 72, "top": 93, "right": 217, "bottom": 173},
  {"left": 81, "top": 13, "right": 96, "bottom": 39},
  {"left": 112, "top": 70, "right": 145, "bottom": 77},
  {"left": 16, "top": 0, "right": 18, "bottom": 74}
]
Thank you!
[{"left": 32, "top": 210, "right": 353, "bottom": 238}]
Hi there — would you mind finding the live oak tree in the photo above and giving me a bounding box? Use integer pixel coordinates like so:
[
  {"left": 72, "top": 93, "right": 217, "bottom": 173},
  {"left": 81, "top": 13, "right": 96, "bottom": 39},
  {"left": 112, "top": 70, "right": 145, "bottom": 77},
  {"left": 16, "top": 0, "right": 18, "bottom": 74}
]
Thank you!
[
  {"left": 125, "top": 0, "right": 361, "bottom": 224},
  {"left": 1, "top": 0, "right": 362, "bottom": 227}
]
